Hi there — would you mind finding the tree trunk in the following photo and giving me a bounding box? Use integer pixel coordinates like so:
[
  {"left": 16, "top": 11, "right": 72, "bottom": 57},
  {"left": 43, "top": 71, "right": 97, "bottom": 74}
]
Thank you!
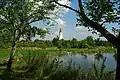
[
  {"left": 6, "top": 40, "right": 16, "bottom": 71},
  {"left": 6, "top": 30, "right": 17, "bottom": 71},
  {"left": 116, "top": 48, "right": 120, "bottom": 80}
]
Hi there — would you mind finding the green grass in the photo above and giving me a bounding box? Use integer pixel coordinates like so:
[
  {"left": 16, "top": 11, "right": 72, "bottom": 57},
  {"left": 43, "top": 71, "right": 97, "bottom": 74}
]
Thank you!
[
  {"left": 0, "top": 46, "right": 116, "bottom": 60},
  {"left": 0, "top": 50, "right": 10, "bottom": 60},
  {"left": 62, "top": 46, "right": 117, "bottom": 54}
]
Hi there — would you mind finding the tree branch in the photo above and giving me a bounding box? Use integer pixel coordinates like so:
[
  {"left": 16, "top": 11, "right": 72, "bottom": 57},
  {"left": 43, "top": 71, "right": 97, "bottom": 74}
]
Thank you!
[
  {"left": 28, "top": 16, "right": 50, "bottom": 24},
  {"left": 53, "top": 0, "right": 80, "bottom": 14},
  {"left": 78, "top": 0, "right": 118, "bottom": 47},
  {"left": 53, "top": 0, "right": 118, "bottom": 47}
]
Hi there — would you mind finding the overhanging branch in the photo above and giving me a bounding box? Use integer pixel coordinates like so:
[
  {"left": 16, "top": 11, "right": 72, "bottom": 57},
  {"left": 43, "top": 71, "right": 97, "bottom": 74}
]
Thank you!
[
  {"left": 78, "top": 0, "right": 117, "bottom": 47},
  {"left": 53, "top": 0, "right": 80, "bottom": 14},
  {"left": 53, "top": 0, "right": 118, "bottom": 47}
]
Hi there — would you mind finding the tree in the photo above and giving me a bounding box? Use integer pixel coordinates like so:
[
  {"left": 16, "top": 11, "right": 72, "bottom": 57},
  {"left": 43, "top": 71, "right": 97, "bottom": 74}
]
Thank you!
[
  {"left": 61, "top": 40, "right": 71, "bottom": 48},
  {"left": 45, "top": 40, "right": 53, "bottom": 47},
  {"left": 94, "top": 38, "right": 103, "bottom": 46},
  {"left": 79, "top": 39, "right": 89, "bottom": 48},
  {"left": 0, "top": 0, "right": 56, "bottom": 71},
  {"left": 52, "top": 37, "right": 59, "bottom": 46},
  {"left": 53, "top": 0, "right": 120, "bottom": 79},
  {"left": 72, "top": 37, "right": 77, "bottom": 41},
  {"left": 86, "top": 36, "right": 95, "bottom": 46},
  {"left": 71, "top": 38, "right": 79, "bottom": 48},
  {"left": 0, "top": 28, "right": 12, "bottom": 48}
]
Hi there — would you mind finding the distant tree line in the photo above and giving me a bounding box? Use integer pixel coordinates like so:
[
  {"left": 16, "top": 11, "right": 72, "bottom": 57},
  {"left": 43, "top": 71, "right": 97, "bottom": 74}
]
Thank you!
[
  {"left": 52, "top": 36, "right": 113, "bottom": 49},
  {"left": 0, "top": 36, "right": 113, "bottom": 49}
]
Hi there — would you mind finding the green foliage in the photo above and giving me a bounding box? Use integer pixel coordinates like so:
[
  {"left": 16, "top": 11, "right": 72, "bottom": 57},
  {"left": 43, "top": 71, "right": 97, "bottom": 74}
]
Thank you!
[
  {"left": 79, "top": 39, "right": 89, "bottom": 48},
  {"left": 0, "top": 0, "right": 57, "bottom": 47},
  {"left": 45, "top": 40, "right": 53, "bottom": 47},
  {"left": 52, "top": 37, "right": 59, "bottom": 46},
  {"left": 94, "top": 38, "right": 113, "bottom": 47},
  {"left": 0, "top": 36, "right": 113, "bottom": 49},
  {"left": 86, "top": 36, "right": 95, "bottom": 46},
  {"left": 0, "top": 54, "right": 115, "bottom": 80},
  {"left": 71, "top": 38, "right": 79, "bottom": 48},
  {"left": 0, "top": 28, "right": 12, "bottom": 48},
  {"left": 77, "top": 0, "right": 120, "bottom": 28},
  {"left": 84, "top": 0, "right": 116, "bottom": 22}
]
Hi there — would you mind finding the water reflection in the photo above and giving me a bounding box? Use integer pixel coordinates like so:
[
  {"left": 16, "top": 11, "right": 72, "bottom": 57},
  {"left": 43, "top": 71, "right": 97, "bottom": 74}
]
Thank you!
[
  {"left": 94, "top": 53, "right": 103, "bottom": 61},
  {"left": 113, "top": 53, "right": 117, "bottom": 61},
  {"left": 59, "top": 53, "right": 116, "bottom": 71},
  {"left": 81, "top": 54, "right": 87, "bottom": 59}
]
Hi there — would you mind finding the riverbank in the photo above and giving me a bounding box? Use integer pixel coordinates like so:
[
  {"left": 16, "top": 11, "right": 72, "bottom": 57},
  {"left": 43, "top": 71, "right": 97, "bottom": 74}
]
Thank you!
[
  {"left": 0, "top": 53, "right": 116, "bottom": 80},
  {"left": 0, "top": 46, "right": 116, "bottom": 80},
  {"left": 61, "top": 46, "right": 116, "bottom": 53},
  {"left": 0, "top": 46, "right": 116, "bottom": 60}
]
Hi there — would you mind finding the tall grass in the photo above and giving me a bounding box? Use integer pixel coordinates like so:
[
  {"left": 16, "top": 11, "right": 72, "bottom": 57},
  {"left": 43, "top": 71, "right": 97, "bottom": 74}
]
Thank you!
[{"left": 0, "top": 53, "right": 115, "bottom": 80}]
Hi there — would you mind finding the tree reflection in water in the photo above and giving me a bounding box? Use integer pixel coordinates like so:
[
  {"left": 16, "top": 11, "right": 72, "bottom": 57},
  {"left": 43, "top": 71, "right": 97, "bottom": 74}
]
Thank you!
[
  {"left": 81, "top": 54, "right": 87, "bottom": 59},
  {"left": 113, "top": 53, "right": 117, "bottom": 61},
  {"left": 94, "top": 53, "right": 104, "bottom": 61}
]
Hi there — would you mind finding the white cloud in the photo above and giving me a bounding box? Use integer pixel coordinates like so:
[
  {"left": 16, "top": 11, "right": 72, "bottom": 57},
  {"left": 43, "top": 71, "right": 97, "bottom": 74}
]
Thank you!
[
  {"left": 41, "top": 28, "right": 47, "bottom": 31},
  {"left": 56, "top": 18, "right": 65, "bottom": 25},
  {"left": 46, "top": 0, "right": 70, "bottom": 28},
  {"left": 54, "top": 31, "right": 59, "bottom": 35},
  {"left": 53, "top": 18, "right": 66, "bottom": 38},
  {"left": 47, "top": 0, "right": 70, "bottom": 18},
  {"left": 75, "top": 26, "right": 88, "bottom": 32},
  {"left": 58, "top": 0, "right": 71, "bottom": 13},
  {"left": 74, "top": 26, "right": 106, "bottom": 40},
  {"left": 28, "top": 0, "right": 70, "bottom": 18}
]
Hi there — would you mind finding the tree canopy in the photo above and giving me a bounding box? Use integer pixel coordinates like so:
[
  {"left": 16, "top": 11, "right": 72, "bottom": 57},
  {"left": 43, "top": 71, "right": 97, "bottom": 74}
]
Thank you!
[
  {"left": 0, "top": 0, "right": 57, "bottom": 41},
  {"left": 0, "top": 0, "right": 59, "bottom": 71}
]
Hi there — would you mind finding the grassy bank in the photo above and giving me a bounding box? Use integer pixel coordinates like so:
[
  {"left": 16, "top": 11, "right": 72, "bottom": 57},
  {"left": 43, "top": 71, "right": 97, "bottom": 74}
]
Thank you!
[
  {"left": 0, "top": 46, "right": 116, "bottom": 60},
  {"left": 62, "top": 46, "right": 117, "bottom": 54}
]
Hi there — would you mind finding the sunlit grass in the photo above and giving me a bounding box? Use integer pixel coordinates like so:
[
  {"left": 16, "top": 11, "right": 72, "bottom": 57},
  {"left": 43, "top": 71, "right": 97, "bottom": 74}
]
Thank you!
[{"left": 0, "top": 46, "right": 116, "bottom": 60}]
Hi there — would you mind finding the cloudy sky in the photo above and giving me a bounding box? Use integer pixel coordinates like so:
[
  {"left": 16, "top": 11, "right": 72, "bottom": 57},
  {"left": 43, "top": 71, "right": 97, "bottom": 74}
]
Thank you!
[{"left": 31, "top": 0, "right": 118, "bottom": 41}]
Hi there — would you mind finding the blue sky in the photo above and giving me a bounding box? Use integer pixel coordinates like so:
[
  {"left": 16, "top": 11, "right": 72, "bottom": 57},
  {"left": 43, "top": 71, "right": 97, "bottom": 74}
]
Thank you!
[{"left": 31, "top": 0, "right": 119, "bottom": 41}]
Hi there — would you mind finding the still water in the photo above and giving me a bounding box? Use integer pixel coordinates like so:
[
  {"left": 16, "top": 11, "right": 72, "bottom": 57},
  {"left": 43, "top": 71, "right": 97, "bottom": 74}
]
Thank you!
[{"left": 58, "top": 53, "right": 116, "bottom": 71}]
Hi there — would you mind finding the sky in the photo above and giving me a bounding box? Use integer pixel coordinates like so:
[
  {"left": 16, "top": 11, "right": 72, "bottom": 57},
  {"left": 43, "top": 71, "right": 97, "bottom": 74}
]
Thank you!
[{"left": 30, "top": 0, "right": 118, "bottom": 41}]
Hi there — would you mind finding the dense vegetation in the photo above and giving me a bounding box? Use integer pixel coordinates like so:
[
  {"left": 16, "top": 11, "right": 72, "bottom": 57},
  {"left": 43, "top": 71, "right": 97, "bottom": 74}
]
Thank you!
[
  {"left": 0, "top": 36, "right": 114, "bottom": 49},
  {"left": 0, "top": 54, "right": 116, "bottom": 80}
]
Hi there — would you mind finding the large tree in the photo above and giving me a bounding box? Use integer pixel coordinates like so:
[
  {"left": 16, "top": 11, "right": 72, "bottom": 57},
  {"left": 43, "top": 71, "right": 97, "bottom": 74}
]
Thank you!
[
  {"left": 53, "top": 0, "right": 120, "bottom": 79},
  {"left": 0, "top": 0, "right": 56, "bottom": 71}
]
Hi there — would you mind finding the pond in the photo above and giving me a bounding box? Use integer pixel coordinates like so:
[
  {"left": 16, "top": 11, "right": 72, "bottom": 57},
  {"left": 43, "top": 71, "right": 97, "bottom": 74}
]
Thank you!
[{"left": 58, "top": 53, "right": 116, "bottom": 71}]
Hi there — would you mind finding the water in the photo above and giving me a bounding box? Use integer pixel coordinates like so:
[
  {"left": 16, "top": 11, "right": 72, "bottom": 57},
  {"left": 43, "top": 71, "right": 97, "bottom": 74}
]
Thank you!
[{"left": 59, "top": 53, "right": 116, "bottom": 71}]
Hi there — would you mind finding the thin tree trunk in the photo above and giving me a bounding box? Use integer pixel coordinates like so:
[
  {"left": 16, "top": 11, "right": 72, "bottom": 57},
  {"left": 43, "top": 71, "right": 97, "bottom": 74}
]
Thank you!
[
  {"left": 6, "top": 30, "right": 16, "bottom": 71},
  {"left": 6, "top": 41, "right": 16, "bottom": 71},
  {"left": 116, "top": 48, "right": 120, "bottom": 80}
]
